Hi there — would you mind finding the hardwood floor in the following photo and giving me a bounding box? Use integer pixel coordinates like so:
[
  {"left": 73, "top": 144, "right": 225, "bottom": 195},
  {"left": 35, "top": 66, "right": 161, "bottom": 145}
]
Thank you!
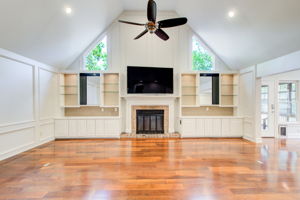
[{"left": 0, "top": 138, "right": 300, "bottom": 200}]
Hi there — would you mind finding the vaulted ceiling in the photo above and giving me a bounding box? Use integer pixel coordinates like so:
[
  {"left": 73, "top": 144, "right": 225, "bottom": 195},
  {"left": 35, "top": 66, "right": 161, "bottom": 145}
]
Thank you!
[{"left": 1, "top": 0, "right": 300, "bottom": 69}]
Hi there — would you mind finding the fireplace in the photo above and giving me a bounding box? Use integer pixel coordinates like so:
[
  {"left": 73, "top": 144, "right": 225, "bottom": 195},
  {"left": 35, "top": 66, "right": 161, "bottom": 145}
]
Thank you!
[
  {"left": 136, "top": 110, "right": 164, "bottom": 134},
  {"left": 131, "top": 105, "right": 169, "bottom": 134}
]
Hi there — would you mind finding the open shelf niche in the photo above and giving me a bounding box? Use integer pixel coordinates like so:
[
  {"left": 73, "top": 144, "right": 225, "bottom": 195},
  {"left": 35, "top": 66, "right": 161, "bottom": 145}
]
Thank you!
[
  {"left": 101, "top": 73, "right": 120, "bottom": 107},
  {"left": 59, "top": 73, "right": 79, "bottom": 107},
  {"left": 180, "top": 73, "right": 199, "bottom": 107},
  {"left": 220, "top": 74, "right": 239, "bottom": 107}
]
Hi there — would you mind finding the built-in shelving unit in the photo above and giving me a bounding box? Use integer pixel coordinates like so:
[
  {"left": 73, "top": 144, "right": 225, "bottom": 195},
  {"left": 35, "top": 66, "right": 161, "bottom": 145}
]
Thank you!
[
  {"left": 101, "top": 73, "right": 120, "bottom": 107},
  {"left": 59, "top": 73, "right": 79, "bottom": 107},
  {"left": 180, "top": 72, "right": 240, "bottom": 117},
  {"left": 181, "top": 73, "right": 198, "bottom": 107},
  {"left": 220, "top": 74, "right": 239, "bottom": 107}
]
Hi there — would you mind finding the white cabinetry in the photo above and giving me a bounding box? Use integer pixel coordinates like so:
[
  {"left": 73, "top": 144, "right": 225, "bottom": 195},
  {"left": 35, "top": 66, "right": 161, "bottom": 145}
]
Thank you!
[
  {"left": 54, "top": 120, "right": 68, "bottom": 137},
  {"left": 55, "top": 118, "right": 120, "bottom": 138},
  {"left": 180, "top": 117, "right": 243, "bottom": 138}
]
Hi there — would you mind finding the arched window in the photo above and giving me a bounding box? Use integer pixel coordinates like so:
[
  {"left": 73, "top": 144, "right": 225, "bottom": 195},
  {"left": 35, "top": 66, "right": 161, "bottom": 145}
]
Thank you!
[
  {"left": 192, "top": 36, "right": 214, "bottom": 71},
  {"left": 85, "top": 36, "right": 108, "bottom": 71}
]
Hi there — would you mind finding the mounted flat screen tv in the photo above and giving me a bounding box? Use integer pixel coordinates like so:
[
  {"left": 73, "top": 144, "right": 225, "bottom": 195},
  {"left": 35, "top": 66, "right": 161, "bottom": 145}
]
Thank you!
[{"left": 127, "top": 66, "right": 173, "bottom": 94}]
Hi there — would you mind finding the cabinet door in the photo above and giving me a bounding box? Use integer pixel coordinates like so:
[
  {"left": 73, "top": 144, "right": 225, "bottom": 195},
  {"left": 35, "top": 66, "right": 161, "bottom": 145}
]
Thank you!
[
  {"left": 68, "top": 120, "right": 78, "bottom": 137},
  {"left": 95, "top": 120, "right": 105, "bottom": 136},
  {"left": 196, "top": 119, "right": 205, "bottom": 137},
  {"left": 212, "top": 119, "right": 222, "bottom": 137},
  {"left": 105, "top": 119, "right": 120, "bottom": 137},
  {"left": 55, "top": 120, "right": 68, "bottom": 137},
  {"left": 230, "top": 119, "right": 243, "bottom": 137},
  {"left": 204, "top": 119, "right": 213, "bottom": 137},
  {"left": 181, "top": 119, "right": 196, "bottom": 137},
  {"left": 86, "top": 120, "right": 96, "bottom": 136},
  {"left": 221, "top": 119, "right": 230, "bottom": 137},
  {"left": 77, "top": 120, "right": 87, "bottom": 136}
]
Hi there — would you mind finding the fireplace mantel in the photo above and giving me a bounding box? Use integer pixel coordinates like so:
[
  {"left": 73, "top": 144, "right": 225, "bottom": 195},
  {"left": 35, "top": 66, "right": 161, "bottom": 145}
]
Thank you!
[{"left": 121, "top": 95, "right": 180, "bottom": 100}]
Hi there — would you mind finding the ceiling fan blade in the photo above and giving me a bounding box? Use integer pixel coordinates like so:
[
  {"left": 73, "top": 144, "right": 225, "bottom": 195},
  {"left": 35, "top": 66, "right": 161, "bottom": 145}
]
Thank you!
[
  {"left": 134, "top": 29, "right": 148, "bottom": 40},
  {"left": 158, "top": 17, "right": 188, "bottom": 28},
  {"left": 147, "top": 0, "right": 157, "bottom": 22},
  {"left": 118, "top": 20, "right": 145, "bottom": 26},
  {"left": 155, "top": 29, "right": 169, "bottom": 41}
]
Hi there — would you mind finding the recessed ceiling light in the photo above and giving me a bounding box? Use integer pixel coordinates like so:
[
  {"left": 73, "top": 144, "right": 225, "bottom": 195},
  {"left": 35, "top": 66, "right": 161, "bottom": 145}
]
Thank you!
[
  {"left": 65, "top": 7, "right": 72, "bottom": 15},
  {"left": 228, "top": 11, "right": 235, "bottom": 18}
]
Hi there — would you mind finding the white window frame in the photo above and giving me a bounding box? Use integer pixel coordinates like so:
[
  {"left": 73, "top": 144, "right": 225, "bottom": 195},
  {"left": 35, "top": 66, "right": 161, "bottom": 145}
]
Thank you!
[
  {"left": 190, "top": 34, "right": 215, "bottom": 72},
  {"left": 82, "top": 33, "right": 111, "bottom": 71}
]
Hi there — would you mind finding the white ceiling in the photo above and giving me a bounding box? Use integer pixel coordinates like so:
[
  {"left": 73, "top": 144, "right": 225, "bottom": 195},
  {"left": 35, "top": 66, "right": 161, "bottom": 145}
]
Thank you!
[{"left": 1, "top": 0, "right": 300, "bottom": 69}]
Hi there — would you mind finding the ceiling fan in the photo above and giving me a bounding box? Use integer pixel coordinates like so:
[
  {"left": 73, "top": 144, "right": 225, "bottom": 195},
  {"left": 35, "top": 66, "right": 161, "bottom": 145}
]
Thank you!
[{"left": 118, "top": 0, "right": 188, "bottom": 41}]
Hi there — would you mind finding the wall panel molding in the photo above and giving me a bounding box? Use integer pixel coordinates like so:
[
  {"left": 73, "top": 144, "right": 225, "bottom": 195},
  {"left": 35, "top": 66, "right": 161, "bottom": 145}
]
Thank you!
[{"left": 0, "top": 48, "right": 56, "bottom": 161}]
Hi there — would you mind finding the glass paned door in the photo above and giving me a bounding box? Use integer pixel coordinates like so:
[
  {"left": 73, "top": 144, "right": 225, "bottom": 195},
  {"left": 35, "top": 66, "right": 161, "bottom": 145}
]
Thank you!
[{"left": 261, "top": 81, "right": 275, "bottom": 137}]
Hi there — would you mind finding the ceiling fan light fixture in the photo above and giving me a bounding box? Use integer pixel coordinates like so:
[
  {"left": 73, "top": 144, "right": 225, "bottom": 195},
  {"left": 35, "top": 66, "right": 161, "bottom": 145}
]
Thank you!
[{"left": 118, "top": 0, "right": 188, "bottom": 41}]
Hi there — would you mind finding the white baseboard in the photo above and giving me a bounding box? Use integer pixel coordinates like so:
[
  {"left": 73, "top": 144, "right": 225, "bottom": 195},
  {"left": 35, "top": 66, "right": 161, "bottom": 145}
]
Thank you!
[
  {"left": 0, "top": 137, "right": 55, "bottom": 161},
  {"left": 243, "top": 135, "right": 262, "bottom": 143},
  {"left": 55, "top": 135, "right": 120, "bottom": 139}
]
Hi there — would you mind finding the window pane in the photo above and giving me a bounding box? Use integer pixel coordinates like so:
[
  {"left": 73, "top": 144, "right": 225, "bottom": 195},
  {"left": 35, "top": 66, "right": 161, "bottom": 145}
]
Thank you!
[
  {"left": 192, "top": 37, "right": 213, "bottom": 71},
  {"left": 278, "top": 82, "right": 297, "bottom": 123},
  {"left": 261, "top": 85, "right": 269, "bottom": 131},
  {"left": 85, "top": 36, "right": 108, "bottom": 71}
]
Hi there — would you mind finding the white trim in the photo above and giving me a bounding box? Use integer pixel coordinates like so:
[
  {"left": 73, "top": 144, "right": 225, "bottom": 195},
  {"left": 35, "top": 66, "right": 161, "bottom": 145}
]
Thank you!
[
  {"left": 0, "top": 48, "right": 59, "bottom": 73},
  {"left": 0, "top": 137, "right": 54, "bottom": 161},
  {"left": 243, "top": 135, "right": 262, "bottom": 143},
  {"left": 0, "top": 122, "right": 36, "bottom": 135},
  {"left": 55, "top": 136, "right": 120, "bottom": 139}
]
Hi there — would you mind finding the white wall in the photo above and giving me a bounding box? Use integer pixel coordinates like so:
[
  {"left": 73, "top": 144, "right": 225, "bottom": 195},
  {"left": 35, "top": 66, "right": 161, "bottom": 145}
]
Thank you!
[
  {"left": 0, "top": 48, "right": 59, "bottom": 161},
  {"left": 239, "top": 66, "right": 261, "bottom": 143},
  {"left": 257, "top": 50, "right": 300, "bottom": 77}
]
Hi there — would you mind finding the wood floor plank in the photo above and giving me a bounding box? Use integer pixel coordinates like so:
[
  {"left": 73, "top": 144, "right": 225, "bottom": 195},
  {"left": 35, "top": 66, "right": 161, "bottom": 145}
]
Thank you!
[{"left": 0, "top": 138, "right": 300, "bottom": 200}]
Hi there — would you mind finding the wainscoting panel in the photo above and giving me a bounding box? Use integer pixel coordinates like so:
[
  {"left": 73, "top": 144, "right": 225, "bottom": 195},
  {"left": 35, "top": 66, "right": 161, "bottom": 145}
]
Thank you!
[{"left": 0, "top": 127, "right": 35, "bottom": 160}]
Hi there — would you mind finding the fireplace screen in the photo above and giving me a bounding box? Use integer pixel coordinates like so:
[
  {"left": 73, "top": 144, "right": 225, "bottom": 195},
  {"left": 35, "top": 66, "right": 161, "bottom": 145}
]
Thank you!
[{"left": 136, "top": 110, "right": 164, "bottom": 134}]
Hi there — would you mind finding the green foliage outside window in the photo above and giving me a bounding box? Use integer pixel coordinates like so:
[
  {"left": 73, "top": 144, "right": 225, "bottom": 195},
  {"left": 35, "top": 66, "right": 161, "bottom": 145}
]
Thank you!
[
  {"left": 85, "top": 37, "right": 108, "bottom": 71},
  {"left": 192, "top": 37, "right": 213, "bottom": 71}
]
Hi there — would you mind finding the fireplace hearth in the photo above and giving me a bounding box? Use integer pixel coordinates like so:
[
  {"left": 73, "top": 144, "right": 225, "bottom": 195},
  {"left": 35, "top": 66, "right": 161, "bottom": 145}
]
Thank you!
[{"left": 136, "top": 110, "right": 164, "bottom": 134}]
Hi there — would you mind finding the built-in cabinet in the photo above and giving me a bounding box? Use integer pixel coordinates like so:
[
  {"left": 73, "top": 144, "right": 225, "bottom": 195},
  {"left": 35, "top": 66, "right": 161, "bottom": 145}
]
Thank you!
[
  {"left": 180, "top": 72, "right": 239, "bottom": 108},
  {"left": 59, "top": 73, "right": 120, "bottom": 108},
  {"left": 180, "top": 117, "right": 243, "bottom": 138},
  {"left": 57, "top": 72, "right": 121, "bottom": 139},
  {"left": 55, "top": 71, "right": 244, "bottom": 139},
  {"left": 55, "top": 118, "right": 121, "bottom": 138}
]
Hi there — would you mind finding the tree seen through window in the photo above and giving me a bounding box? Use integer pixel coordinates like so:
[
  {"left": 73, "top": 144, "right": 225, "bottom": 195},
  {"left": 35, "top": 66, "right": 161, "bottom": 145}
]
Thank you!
[
  {"left": 85, "top": 36, "right": 108, "bottom": 71},
  {"left": 192, "top": 37, "right": 213, "bottom": 71}
]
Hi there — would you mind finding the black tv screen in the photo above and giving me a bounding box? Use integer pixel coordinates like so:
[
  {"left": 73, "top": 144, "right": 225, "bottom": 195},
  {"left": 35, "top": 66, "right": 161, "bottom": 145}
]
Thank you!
[{"left": 127, "top": 66, "right": 173, "bottom": 94}]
